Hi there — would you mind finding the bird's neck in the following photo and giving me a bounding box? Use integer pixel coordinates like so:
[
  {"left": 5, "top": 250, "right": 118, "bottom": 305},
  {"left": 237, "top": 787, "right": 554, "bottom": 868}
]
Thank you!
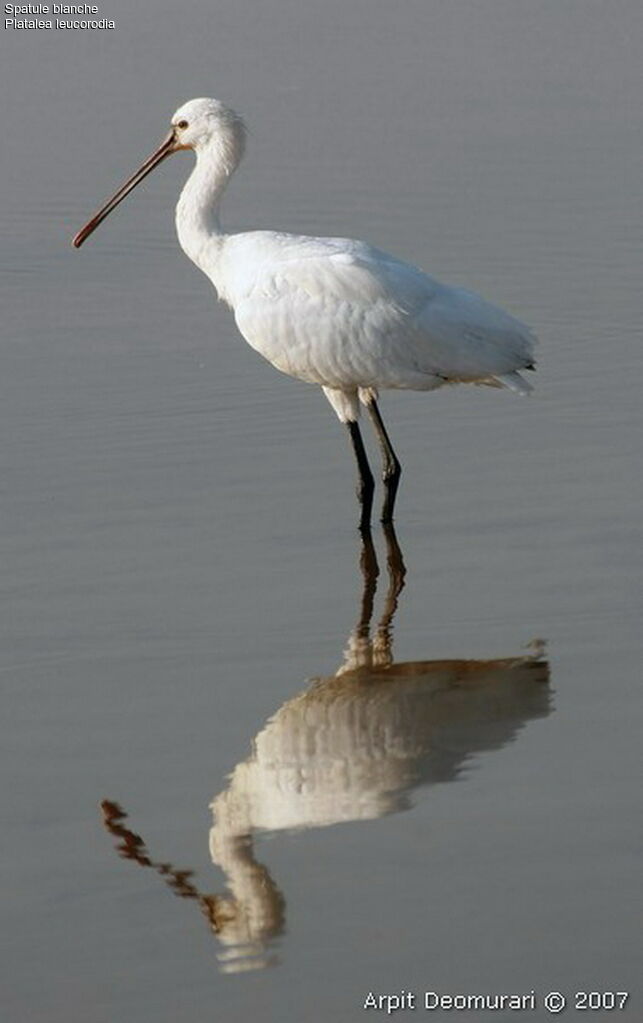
[{"left": 175, "top": 141, "right": 236, "bottom": 279}]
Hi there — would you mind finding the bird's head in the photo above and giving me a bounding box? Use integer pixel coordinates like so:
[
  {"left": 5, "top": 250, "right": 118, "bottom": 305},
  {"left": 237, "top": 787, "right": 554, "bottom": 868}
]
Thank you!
[
  {"left": 72, "top": 97, "right": 245, "bottom": 248},
  {"left": 171, "top": 97, "right": 246, "bottom": 159}
]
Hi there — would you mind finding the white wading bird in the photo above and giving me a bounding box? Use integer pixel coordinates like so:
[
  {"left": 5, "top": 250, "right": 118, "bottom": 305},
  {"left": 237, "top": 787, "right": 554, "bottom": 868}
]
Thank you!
[{"left": 74, "top": 97, "right": 536, "bottom": 529}]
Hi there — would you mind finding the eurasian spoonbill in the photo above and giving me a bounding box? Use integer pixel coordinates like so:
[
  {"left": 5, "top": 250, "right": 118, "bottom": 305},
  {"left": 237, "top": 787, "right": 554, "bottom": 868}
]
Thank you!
[{"left": 73, "top": 97, "right": 536, "bottom": 529}]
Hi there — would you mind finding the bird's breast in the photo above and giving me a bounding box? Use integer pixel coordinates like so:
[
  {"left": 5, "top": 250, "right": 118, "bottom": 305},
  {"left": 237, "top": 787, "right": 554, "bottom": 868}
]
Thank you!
[{"left": 233, "top": 293, "right": 407, "bottom": 389}]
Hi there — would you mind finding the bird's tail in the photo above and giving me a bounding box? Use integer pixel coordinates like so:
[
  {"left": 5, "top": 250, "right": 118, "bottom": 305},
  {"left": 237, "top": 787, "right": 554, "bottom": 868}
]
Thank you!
[{"left": 492, "top": 371, "right": 534, "bottom": 396}]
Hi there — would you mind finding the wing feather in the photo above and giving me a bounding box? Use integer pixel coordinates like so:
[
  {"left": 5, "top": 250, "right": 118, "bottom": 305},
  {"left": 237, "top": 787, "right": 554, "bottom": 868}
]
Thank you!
[{"left": 226, "top": 232, "right": 536, "bottom": 391}]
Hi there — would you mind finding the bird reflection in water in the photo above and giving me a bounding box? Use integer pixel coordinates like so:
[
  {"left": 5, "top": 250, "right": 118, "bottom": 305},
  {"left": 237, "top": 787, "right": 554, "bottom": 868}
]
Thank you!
[{"left": 101, "top": 525, "right": 550, "bottom": 973}]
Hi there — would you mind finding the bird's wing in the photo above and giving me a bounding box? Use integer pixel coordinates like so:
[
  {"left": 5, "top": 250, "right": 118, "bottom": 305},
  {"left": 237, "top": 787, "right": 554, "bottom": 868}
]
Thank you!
[
  {"left": 413, "top": 283, "right": 537, "bottom": 379},
  {"left": 230, "top": 234, "right": 536, "bottom": 390}
]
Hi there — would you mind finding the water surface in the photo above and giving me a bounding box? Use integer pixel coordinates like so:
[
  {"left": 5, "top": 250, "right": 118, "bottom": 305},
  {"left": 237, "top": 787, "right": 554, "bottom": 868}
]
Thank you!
[{"left": 1, "top": 1, "right": 641, "bottom": 1020}]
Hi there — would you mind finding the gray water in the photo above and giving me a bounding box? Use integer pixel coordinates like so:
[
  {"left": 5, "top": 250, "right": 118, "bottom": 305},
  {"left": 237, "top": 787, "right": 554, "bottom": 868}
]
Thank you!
[{"left": 1, "top": 1, "right": 641, "bottom": 1020}]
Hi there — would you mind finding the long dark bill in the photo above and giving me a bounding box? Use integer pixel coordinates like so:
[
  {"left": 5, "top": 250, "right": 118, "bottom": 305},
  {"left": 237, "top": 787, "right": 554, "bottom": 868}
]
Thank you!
[{"left": 72, "top": 130, "right": 177, "bottom": 248}]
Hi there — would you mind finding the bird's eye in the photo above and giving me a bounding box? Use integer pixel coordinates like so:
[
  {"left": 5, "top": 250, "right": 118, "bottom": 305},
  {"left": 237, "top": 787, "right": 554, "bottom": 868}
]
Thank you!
[{"left": 177, "top": 119, "right": 189, "bottom": 130}]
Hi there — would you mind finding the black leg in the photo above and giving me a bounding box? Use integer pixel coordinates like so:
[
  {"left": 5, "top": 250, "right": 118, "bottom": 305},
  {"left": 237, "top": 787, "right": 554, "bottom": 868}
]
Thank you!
[
  {"left": 347, "top": 421, "right": 374, "bottom": 532},
  {"left": 366, "top": 399, "right": 402, "bottom": 523}
]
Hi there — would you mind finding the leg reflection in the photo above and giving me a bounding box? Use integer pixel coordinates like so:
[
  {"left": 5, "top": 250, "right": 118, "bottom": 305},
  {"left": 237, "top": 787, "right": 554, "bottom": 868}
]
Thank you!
[{"left": 340, "top": 522, "right": 407, "bottom": 672}]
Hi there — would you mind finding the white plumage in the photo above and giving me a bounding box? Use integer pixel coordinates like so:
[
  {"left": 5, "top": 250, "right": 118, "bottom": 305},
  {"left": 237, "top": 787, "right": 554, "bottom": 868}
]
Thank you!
[{"left": 74, "top": 97, "right": 536, "bottom": 527}]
